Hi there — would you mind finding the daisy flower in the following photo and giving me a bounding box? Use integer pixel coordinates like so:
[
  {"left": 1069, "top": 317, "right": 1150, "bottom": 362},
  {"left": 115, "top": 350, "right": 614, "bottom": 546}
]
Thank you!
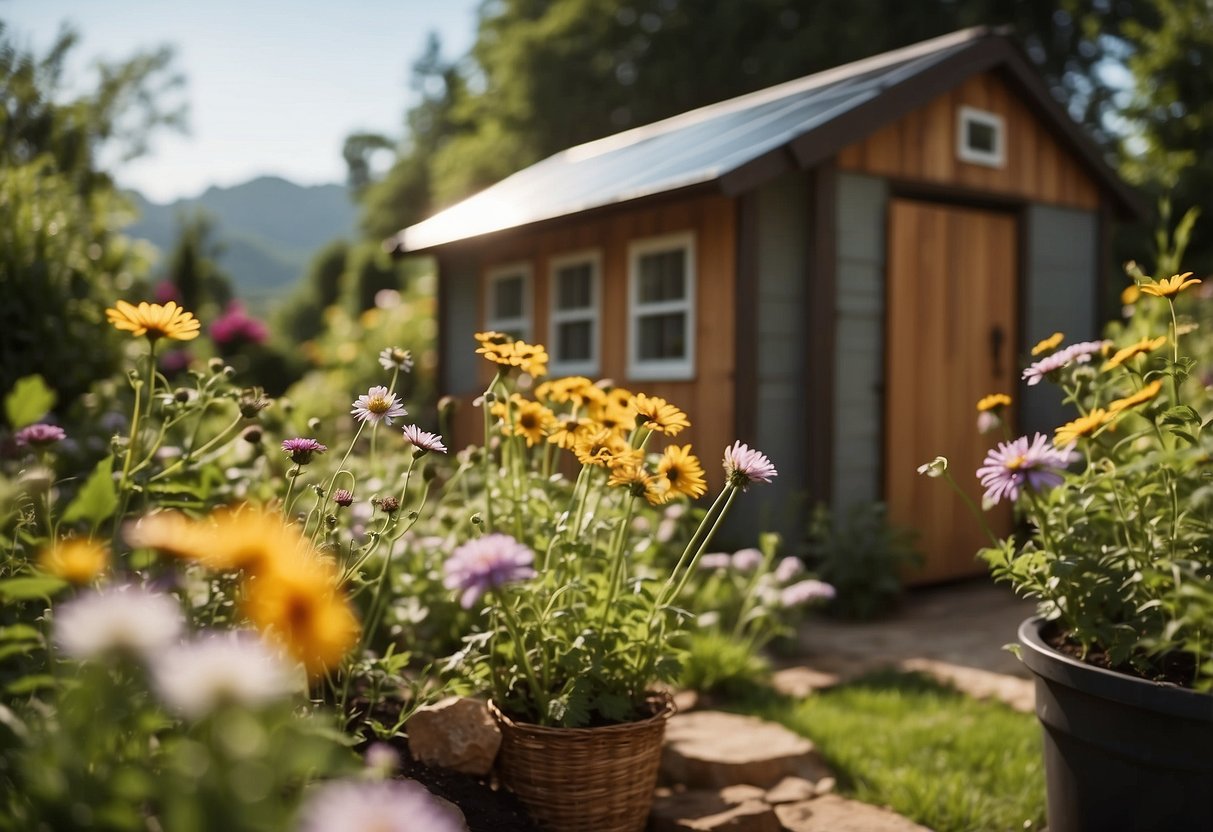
[
  {"left": 731, "top": 548, "right": 764, "bottom": 572},
  {"left": 774, "top": 556, "right": 805, "bottom": 583},
  {"left": 607, "top": 461, "right": 662, "bottom": 504},
  {"left": 402, "top": 424, "right": 448, "bottom": 454},
  {"left": 722, "top": 441, "right": 777, "bottom": 488},
  {"left": 297, "top": 779, "right": 466, "bottom": 832},
  {"left": 443, "top": 534, "right": 536, "bottom": 609},
  {"left": 976, "top": 393, "right": 1012, "bottom": 412},
  {"left": 1102, "top": 336, "right": 1168, "bottom": 371},
  {"left": 351, "top": 386, "right": 407, "bottom": 425},
  {"left": 106, "top": 300, "right": 201, "bottom": 342},
  {"left": 14, "top": 423, "right": 66, "bottom": 447},
  {"left": 655, "top": 444, "right": 707, "bottom": 502},
  {"left": 1140, "top": 272, "right": 1201, "bottom": 298},
  {"left": 281, "top": 437, "right": 328, "bottom": 465},
  {"left": 976, "top": 433, "right": 1075, "bottom": 506},
  {"left": 378, "top": 346, "right": 414, "bottom": 372},
  {"left": 1022, "top": 350, "right": 1074, "bottom": 386},
  {"left": 1031, "top": 332, "right": 1064, "bottom": 356},
  {"left": 632, "top": 394, "right": 690, "bottom": 436},
  {"left": 38, "top": 539, "right": 109, "bottom": 584},
  {"left": 54, "top": 585, "right": 184, "bottom": 660},
  {"left": 1054, "top": 409, "right": 1115, "bottom": 447},
  {"left": 152, "top": 631, "right": 298, "bottom": 718},
  {"left": 1109, "top": 379, "right": 1164, "bottom": 414}
]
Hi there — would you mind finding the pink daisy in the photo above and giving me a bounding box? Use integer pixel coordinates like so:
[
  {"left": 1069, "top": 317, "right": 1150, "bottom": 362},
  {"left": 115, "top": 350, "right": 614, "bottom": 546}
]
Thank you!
[
  {"left": 402, "top": 424, "right": 448, "bottom": 455},
  {"left": 723, "top": 441, "right": 777, "bottom": 489},
  {"left": 351, "top": 386, "right": 407, "bottom": 425}
]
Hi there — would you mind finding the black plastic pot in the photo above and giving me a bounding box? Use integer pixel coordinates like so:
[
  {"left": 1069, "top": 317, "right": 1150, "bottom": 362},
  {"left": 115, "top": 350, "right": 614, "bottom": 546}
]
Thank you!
[{"left": 1018, "top": 617, "right": 1213, "bottom": 832}]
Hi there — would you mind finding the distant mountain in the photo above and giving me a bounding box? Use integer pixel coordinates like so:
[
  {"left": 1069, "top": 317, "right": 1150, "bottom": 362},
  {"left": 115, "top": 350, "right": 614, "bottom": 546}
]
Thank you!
[{"left": 124, "top": 176, "right": 360, "bottom": 303}]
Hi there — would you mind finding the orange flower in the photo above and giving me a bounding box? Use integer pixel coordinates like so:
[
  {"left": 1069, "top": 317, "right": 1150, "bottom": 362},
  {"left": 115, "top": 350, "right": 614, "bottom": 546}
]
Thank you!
[{"left": 39, "top": 539, "right": 108, "bottom": 584}]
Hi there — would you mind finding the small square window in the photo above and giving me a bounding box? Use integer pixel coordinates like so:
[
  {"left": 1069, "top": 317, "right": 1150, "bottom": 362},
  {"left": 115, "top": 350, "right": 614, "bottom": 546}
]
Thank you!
[
  {"left": 957, "top": 106, "right": 1005, "bottom": 168},
  {"left": 628, "top": 232, "right": 695, "bottom": 380},
  {"left": 485, "top": 262, "right": 531, "bottom": 341}
]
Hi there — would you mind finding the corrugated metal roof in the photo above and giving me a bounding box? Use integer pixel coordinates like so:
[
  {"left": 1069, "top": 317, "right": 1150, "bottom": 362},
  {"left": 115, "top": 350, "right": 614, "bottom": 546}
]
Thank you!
[{"left": 389, "top": 27, "right": 1132, "bottom": 253}]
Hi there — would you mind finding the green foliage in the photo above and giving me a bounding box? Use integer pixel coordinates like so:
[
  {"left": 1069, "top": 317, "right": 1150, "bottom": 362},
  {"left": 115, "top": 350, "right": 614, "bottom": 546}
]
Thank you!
[
  {"left": 736, "top": 672, "right": 1045, "bottom": 832},
  {"left": 678, "top": 628, "right": 770, "bottom": 699},
  {"left": 806, "top": 502, "right": 921, "bottom": 621},
  {"left": 60, "top": 456, "right": 118, "bottom": 528},
  {"left": 4, "top": 375, "right": 56, "bottom": 429}
]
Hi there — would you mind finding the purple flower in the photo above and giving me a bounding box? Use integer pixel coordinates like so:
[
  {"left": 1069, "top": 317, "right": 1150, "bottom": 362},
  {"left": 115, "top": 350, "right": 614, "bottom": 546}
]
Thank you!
[
  {"left": 1064, "top": 340, "right": 1112, "bottom": 364},
  {"left": 332, "top": 489, "right": 355, "bottom": 507},
  {"left": 402, "top": 424, "right": 447, "bottom": 455},
  {"left": 1022, "top": 341, "right": 1112, "bottom": 386},
  {"left": 351, "top": 386, "right": 407, "bottom": 426},
  {"left": 209, "top": 302, "right": 268, "bottom": 347},
  {"left": 774, "top": 556, "right": 804, "bottom": 583},
  {"left": 378, "top": 346, "right": 414, "bottom": 372},
  {"left": 723, "top": 441, "right": 777, "bottom": 488},
  {"left": 731, "top": 548, "right": 764, "bottom": 572},
  {"left": 976, "top": 433, "right": 1076, "bottom": 506},
  {"left": 443, "top": 533, "right": 537, "bottom": 609},
  {"left": 780, "top": 579, "right": 836, "bottom": 607},
  {"left": 281, "top": 437, "right": 328, "bottom": 465},
  {"left": 14, "top": 423, "right": 66, "bottom": 447},
  {"left": 297, "top": 779, "right": 465, "bottom": 832},
  {"left": 697, "top": 552, "right": 733, "bottom": 570}
]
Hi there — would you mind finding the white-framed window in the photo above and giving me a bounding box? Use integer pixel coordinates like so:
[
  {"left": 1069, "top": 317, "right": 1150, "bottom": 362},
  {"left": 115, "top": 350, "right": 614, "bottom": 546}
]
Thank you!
[
  {"left": 484, "top": 262, "right": 532, "bottom": 340},
  {"left": 627, "top": 232, "right": 695, "bottom": 381},
  {"left": 956, "top": 106, "right": 1006, "bottom": 168},
  {"left": 548, "top": 250, "right": 601, "bottom": 376}
]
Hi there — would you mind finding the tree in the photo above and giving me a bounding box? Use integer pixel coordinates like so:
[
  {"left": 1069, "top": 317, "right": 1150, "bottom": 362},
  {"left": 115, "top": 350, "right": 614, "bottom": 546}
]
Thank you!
[{"left": 160, "top": 210, "right": 234, "bottom": 315}]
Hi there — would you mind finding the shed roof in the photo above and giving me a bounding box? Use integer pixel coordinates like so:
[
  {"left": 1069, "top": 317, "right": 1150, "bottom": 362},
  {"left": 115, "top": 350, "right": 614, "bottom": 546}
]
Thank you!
[{"left": 389, "top": 27, "right": 1141, "bottom": 254}]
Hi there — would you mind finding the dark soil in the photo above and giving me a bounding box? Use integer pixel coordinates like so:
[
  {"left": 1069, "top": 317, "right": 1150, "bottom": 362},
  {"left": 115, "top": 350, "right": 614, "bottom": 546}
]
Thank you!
[{"left": 1043, "top": 622, "right": 1199, "bottom": 688}]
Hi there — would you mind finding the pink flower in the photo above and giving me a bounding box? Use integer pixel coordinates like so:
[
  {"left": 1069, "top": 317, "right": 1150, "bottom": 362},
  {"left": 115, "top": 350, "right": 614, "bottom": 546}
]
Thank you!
[
  {"left": 780, "top": 579, "right": 836, "bottom": 607},
  {"left": 297, "top": 779, "right": 465, "bottom": 832},
  {"left": 977, "top": 433, "right": 1076, "bottom": 506},
  {"left": 14, "top": 423, "right": 66, "bottom": 447},
  {"left": 281, "top": 437, "right": 328, "bottom": 465},
  {"left": 351, "top": 386, "right": 407, "bottom": 425},
  {"left": 723, "top": 441, "right": 777, "bottom": 488},
  {"left": 209, "top": 302, "right": 268, "bottom": 347},
  {"left": 402, "top": 424, "right": 447, "bottom": 454}
]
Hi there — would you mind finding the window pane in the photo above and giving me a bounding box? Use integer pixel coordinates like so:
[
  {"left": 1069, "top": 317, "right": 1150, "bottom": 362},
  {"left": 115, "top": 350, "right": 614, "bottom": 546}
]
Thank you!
[
  {"left": 966, "top": 118, "right": 997, "bottom": 153},
  {"left": 637, "top": 250, "right": 686, "bottom": 303},
  {"left": 556, "top": 263, "right": 593, "bottom": 310},
  {"left": 638, "top": 312, "right": 686, "bottom": 360},
  {"left": 493, "top": 275, "right": 524, "bottom": 320},
  {"left": 557, "top": 320, "right": 592, "bottom": 362}
]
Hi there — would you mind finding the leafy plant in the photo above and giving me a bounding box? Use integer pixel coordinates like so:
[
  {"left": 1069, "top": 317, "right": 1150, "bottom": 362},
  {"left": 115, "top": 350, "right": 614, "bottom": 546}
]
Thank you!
[{"left": 805, "top": 502, "right": 920, "bottom": 621}]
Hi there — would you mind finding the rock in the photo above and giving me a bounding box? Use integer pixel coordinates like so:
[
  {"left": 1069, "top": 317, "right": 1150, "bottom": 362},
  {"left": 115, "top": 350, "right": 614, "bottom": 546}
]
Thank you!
[
  {"left": 648, "top": 790, "right": 781, "bottom": 832},
  {"left": 719, "top": 785, "right": 766, "bottom": 805},
  {"left": 406, "top": 697, "right": 501, "bottom": 776},
  {"left": 660, "top": 711, "right": 831, "bottom": 789},
  {"left": 813, "top": 777, "right": 836, "bottom": 795},
  {"left": 673, "top": 688, "right": 700, "bottom": 713},
  {"left": 770, "top": 666, "right": 842, "bottom": 698},
  {"left": 774, "top": 795, "right": 932, "bottom": 832},
  {"left": 898, "top": 658, "right": 1035, "bottom": 713},
  {"left": 763, "top": 776, "right": 816, "bottom": 804}
]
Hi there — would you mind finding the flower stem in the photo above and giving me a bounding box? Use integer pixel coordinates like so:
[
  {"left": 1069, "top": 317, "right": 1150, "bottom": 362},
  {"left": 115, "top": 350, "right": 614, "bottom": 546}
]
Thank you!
[{"left": 496, "top": 587, "right": 548, "bottom": 723}]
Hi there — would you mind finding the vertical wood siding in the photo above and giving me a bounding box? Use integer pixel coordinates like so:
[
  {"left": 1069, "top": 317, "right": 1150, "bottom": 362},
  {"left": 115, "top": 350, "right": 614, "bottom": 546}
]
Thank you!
[{"left": 837, "top": 71, "right": 1101, "bottom": 211}]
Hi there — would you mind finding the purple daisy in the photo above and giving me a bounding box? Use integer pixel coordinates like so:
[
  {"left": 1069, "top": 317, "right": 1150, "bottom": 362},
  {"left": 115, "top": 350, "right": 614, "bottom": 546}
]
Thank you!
[
  {"left": 443, "top": 533, "right": 537, "bottom": 609},
  {"left": 351, "top": 386, "right": 407, "bottom": 426},
  {"left": 1021, "top": 351, "right": 1074, "bottom": 386},
  {"left": 14, "top": 423, "right": 66, "bottom": 447},
  {"left": 780, "top": 579, "right": 836, "bottom": 607},
  {"left": 723, "top": 441, "right": 778, "bottom": 489},
  {"left": 1064, "top": 340, "right": 1112, "bottom": 364},
  {"left": 402, "top": 424, "right": 448, "bottom": 455},
  {"left": 976, "top": 433, "right": 1076, "bottom": 506},
  {"left": 297, "top": 778, "right": 465, "bottom": 832},
  {"left": 281, "top": 437, "right": 328, "bottom": 465}
]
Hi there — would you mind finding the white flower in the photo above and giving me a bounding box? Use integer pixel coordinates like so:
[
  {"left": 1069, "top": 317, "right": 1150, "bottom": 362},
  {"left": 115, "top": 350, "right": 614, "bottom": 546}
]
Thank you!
[
  {"left": 54, "top": 585, "right": 184, "bottom": 660},
  {"left": 152, "top": 631, "right": 299, "bottom": 718},
  {"left": 378, "top": 347, "right": 414, "bottom": 373},
  {"left": 297, "top": 779, "right": 467, "bottom": 832},
  {"left": 731, "top": 548, "right": 764, "bottom": 572},
  {"left": 916, "top": 456, "right": 948, "bottom": 478},
  {"left": 774, "top": 556, "right": 804, "bottom": 583}
]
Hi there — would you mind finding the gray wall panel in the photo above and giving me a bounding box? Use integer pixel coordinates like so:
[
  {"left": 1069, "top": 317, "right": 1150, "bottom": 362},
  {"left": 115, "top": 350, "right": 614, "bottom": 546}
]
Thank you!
[{"left": 441, "top": 252, "right": 482, "bottom": 395}]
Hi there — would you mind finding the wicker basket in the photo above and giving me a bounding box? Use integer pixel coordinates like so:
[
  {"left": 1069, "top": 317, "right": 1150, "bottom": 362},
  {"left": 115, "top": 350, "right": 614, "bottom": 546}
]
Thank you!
[{"left": 488, "top": 696, "right": 675, "bottom": 832}]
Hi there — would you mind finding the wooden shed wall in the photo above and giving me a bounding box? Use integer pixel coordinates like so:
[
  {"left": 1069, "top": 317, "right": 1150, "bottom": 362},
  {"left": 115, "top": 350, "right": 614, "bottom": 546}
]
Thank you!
[
  {"left": 836, "top": 71, "right": 1101, "bottom": 211},
  {"left": 443, "top": 193, "right": 738, "bottom": 490}
]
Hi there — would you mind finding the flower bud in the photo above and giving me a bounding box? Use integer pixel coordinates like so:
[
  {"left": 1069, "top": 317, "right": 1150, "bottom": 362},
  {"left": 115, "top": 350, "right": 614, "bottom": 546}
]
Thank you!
[
  {"left": 241, "top": 426, "right": 263, "bottom": 444},
  {"left": 470, "top": 512, "right": 483, "bottom": 526},
  {"left": 208, "top": 357, "right": 225, "bottom": 373}
]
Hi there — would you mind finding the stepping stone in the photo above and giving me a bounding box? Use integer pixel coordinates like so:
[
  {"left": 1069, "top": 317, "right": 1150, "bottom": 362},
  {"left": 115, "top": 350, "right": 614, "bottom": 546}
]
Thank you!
[
  {"left": 774, "top": 795, "right": 932, "bottom": 832},
  {"left": 769, "top": 666, "right": 842, "bottom": 698},
  {"left": 648, "top": 790, "right": 781, "bottom": 832},
  {"left": 660, "top": 711, "right": 831, "bottom": 789},
  {"left": 763, "top": 776, "right": 817, "bottom": 804},
  {"left": 898, "top": 658, "right": 1034, "bottom": 713}
]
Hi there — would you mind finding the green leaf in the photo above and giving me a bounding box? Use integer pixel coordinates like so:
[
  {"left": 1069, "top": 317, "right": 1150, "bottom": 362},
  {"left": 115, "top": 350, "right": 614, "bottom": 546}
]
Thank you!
[
  {"left": 4, "top": 375, "right": 56, "bottom": 429},
  {"left": 5, "top": 674, "right": 55, "bottom": 695},
  {"left": 1160, "top": 406, "right": 1201, "bottom": 427},
  {"left": 61, "top": 455, "right": 118, "bottom": 526},
  {"left": 0, "top": 624, "right": 42, "bottom": 642},
  {"left": 0, "top": 576, "right": 67, "bottom": 602}
]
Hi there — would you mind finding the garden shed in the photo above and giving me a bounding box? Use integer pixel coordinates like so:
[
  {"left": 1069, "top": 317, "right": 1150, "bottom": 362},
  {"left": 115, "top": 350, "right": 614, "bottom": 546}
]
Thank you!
[{"left": 387, "top": 26, "right": 1142, "bottom": 584}]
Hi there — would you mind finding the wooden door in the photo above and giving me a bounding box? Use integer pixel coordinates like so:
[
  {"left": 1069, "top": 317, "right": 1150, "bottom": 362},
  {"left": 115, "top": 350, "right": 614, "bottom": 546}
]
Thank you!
[{"left": 885, "top": 199, "right": 1016, "bottom": 583}]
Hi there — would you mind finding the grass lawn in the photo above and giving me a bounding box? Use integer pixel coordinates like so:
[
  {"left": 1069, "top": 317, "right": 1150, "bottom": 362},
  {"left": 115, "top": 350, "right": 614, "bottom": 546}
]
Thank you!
[{"left": 728, "top": 670, "right": 1045, "bottom": 832}]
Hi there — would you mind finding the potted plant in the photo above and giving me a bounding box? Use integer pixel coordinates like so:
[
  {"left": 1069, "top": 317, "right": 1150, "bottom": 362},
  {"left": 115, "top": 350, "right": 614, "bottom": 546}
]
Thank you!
[
  {"left": 441, "top": 331, "right": 778, "bottom": 832},
  {"left": 921, "top": 265, "right": 1213, "bottom": 831}
]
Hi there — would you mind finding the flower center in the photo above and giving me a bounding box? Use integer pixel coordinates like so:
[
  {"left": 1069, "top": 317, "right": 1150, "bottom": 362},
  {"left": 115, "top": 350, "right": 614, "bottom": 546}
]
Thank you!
[
  {"left": 1004, "top": 454, "right": 1027, "bottom": 471},
  {"left": 367, "top": 395, "right": 391, "bottom": 414}
]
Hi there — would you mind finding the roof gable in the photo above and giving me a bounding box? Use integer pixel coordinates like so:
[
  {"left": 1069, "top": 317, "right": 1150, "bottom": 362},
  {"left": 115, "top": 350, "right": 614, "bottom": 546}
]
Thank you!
[{"left": 391, "top": 27, "right": 1140, "bottom": 254}]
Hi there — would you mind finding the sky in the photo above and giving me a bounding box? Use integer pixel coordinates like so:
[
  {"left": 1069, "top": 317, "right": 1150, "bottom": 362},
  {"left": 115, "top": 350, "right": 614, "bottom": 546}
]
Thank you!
[{"left": 3, "top": 0, "right": 481, "bottom": 203}]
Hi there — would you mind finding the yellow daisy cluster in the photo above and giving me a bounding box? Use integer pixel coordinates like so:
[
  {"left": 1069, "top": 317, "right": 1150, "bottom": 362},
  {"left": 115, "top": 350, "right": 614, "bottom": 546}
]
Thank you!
[
  {"left": 475, "top": 331, "right": 549, "bottom": 377},
  {"left": 126, "top": 507, "right": 359, "bottom": 675}
]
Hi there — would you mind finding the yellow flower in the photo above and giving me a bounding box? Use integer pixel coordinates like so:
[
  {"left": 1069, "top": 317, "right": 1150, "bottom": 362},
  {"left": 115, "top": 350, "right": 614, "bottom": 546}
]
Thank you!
[
  {"left": 1140, "top": 272, "right": 1201, "bottom": 298},
  {"left": 590, "top": 403, "right": 635, "bottom": 436},
  {"left": 242, "top": 556, "right": 359, "bottom": 676},
  {"left": 509, "top": 341, "right": 549, "bottom": 377},
  {"left": 976, "top": 393, "right": 1012, "bottom": 412},
  {"left": 632, "top": 394, "right": 690, "bottom": 436},
  {"left": 547, "top": 416, "right": 592, "bottom": 450},
  {"left": 1121, "top": 285, "right": 1140, "bottom": 306},
  {"left": 573, "top": 428, "right": 628, "bottom": 467},
  {"left": 1102, "top": 336, "right": 1168, "bottom": 371},
  {"left": 608, "top": 462, "right": 663, "bottom": 505},
  {"left": 39, "top": 539, "right": 108, "bottom": 584},
  {"left": 1031, "top": 332, "right": 1064, "bottom": 356},
  {"left": 1109, "top": 379, "right": 1164, "bottom": 413},
  {"left": 1054, "top": 409, "right": 1115, "bottom": 447},
  {"left": 106, "top": 300, "right": 201, "bottom": 342},
  {"left": 654, "top": 444, "right": 707, "bottom": 502},
  {"left": 126, "top": 507, "right": 301, "bottom": 575},
  {"left": 512, "top": 399, "right": 556, "bottom": 446}
]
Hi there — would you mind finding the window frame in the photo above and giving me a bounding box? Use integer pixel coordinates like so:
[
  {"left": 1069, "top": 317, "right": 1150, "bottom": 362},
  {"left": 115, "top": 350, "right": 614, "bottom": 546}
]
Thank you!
[
  {"left": 483, "top": 261, "right": 533, "bottom": 341},
  {"left": 627, "top": 231, "right": 696, "bottom": 381},
  {"left": 547, "top": 249, "right": 602, "bottom": 377},
  {"left": 956, "top": 105, "right": 1006, "bottom": 168}
]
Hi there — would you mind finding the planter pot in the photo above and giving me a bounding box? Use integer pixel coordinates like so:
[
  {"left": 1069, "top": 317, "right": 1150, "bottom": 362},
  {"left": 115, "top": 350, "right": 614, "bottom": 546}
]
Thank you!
[
  {"left": 1018, "top": 616, "right": 1213, "bottom": 832},
  {"left": 488, "top": 696, "right": 675, "bottom": 832}
]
